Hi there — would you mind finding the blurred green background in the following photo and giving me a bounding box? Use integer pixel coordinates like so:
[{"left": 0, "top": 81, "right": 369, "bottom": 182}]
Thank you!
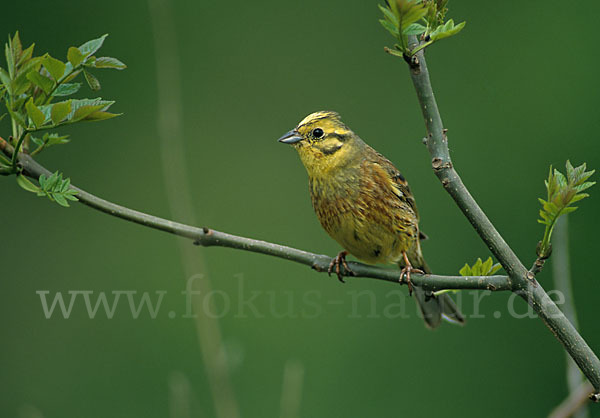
[{"left": 1, "top": 1, "right": 599, "bottom": 417}]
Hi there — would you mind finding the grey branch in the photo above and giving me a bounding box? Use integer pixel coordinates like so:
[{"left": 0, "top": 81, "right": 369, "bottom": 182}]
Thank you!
[
  {"left": 406, "top": 35, "right": 600, "bottom": 398},
  {"left": 0, "top": 138, "right": 509, "bottom": 293}
]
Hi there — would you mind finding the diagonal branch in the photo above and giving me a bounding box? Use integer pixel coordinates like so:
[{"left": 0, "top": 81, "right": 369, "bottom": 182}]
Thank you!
[
  {"left": 406, "top": 35, "right": 600, "bottom": 398},
  {"left": 0, "top": 137, "right": 509, "bottom": 293}
]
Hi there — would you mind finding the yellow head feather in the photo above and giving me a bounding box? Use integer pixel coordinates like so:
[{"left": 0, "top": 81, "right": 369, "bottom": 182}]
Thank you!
[{"left": 281, "top": 111, "right": 364, "bottom": 178}]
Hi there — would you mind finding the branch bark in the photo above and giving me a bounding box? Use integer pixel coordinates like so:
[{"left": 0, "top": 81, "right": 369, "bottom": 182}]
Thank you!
[{"left": 406, "top": 35, "right": 600, "bottom": 398}]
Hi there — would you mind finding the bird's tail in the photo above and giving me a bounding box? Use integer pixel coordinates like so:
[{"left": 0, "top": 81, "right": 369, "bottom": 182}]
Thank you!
[{"left": 413, "top": 259, "right": 465, "bottom": 329}]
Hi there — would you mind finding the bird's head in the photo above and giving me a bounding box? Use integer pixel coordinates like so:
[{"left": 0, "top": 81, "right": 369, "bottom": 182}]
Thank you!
[{"left": 278, "top": 111, "right": 363, "bottom": 177}]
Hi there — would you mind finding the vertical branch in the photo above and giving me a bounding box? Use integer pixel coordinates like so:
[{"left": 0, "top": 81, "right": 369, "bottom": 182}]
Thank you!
[
  {"left": 148, "top": 2, "right": 240, "bottom": 418},
  {"left": 552, "top": 216, "right": 588, "bottom": 418},
  {"left": 404, "top": 35, "right": 600, "bottom": 394}
]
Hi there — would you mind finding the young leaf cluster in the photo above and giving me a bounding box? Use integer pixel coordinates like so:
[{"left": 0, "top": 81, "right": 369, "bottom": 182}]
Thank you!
[
  {"left": 537, "top": 161, "right": 595, "bottom": 258},
  {"left": 0, "top": 32, "right": 125, "bottom": 207},
  {"left": 0, "top": 33, "right": 125, "bottom": 161},
  {"left": 379, "top": 0, "right": 465, "bottom": 57},
  {"left": 16, "top": 171, "right": 78, "bottom": 207},
  {"left": 459, "top": 257, "right": 502, "bottom": 277},
  {"left": 434, "top": 257, "right": 501, "bottom": 296}
]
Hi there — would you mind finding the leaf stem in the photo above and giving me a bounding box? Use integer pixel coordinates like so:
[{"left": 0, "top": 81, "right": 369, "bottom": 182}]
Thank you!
[
  {"left": 409, "top": 40, "right": 433, "bottom": 55},
  {"left": 44, "top": 64, "right": 80, "bottom": 104},
  {"left": 10, "top": 129, "right": 28, "bottom": 172}
]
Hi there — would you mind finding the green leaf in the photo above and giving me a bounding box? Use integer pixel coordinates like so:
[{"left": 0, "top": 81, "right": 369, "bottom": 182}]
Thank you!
[
  {"left": 561, "top": 206, "right": 578, "bottom": 215},
  {"left": 380, "top": 19, "right": 399, "bottom": 37},
  {"left": 50, "top": 100, "right": 72, "bottom": 124},
  {"left": 398, "top": 1, "right": 428, "bottom": 35},
  {"left": 0, "top": 67, "right": 12, "bottom": 94},
  {"left": 566, "top": 160, "right": 575, "bottom": 182},
  {"left": 25, "top": 97, "right": 45, "bottom": 127},
  {"left": 17, "top": 43, "right": 35, "bottom": 66},
  {"left": 84, "top": 110, "right": 121, "bottom": 121},
  {"left": 54, "top": 193, "right": 69, "bottom": 207},
  {"left": 481, "top": 257, "right": 493, "bottom": 275},
  {"left": 53, "top": 82, "right": 81, "bottom": 97},
  {"left": 67, "top": 46, "right": 85, "bottom": 68},
  {"left": 6, "top": 41, "right": 15, "bottom": 78},
  {"left": 62, "top": 65, "right": 81, "bottom": 83},
  {"left": 16, "top": 174, "right": 41, "bottom": 193},
  {"left": 460, "top": 257, "right": 500, "bottom": 276},
  {"left": 30, "top": 135, "right": 43, "bottom": 147},
  {"left": 26, "top": 71, "right": 54, "bottom": 95},
  {"left": 6, "top": 105, "right": 27, "bottom": 128},
  {"left": 72, "top": 104, "right": 106, "bottom": 121},
  {"left": 93, "top": 56, "right": 127, "bottom": 70},
  {"left": 37, "top": 171, "right": 78, "bottom": 207},
  {"left": 13, "top": 56, "right": 43, "bottom": 94},
  {"left": 458, "top": 263, "right": 471, "bottom": 276},
  {"left": 43, "top": 133, "right": 70, "bottom": 146},
  {"left": 69, "top": 98, "right": 114, "bottom": 119},
  {"left": 403, "top": 22, "right": 427, "bottom": 35},
  {"left": 575, "top": 181, "right": 595, "bottom": 193},
  {"left": 42, "top": 54, "right": 66, "bottom": 81},
  {"left": 537, "top": 161, "right": 595, "bottom": 257},
  {"left": 489, "top": 263, "right": 502, "bottom": 275},
  {"left": 39, "top": 98, "right": 114, "bottom": 123},
  {"left": 12, "top": 32, "right": 22, "bottom": 62},
  {"left": 78, "top": 34, "right": 108, "bottom": 59},
  {"left": 430, "top": 19, "right": 466, "bottom": 41},
  {"left": 378, "top": 4, "right": 399, "bottom": 26},
  {"left": 83, "top": 70, "right": 101, "bottom": 91}
]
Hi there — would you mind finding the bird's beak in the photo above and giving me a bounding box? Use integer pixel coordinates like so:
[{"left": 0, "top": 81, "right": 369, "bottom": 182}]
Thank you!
[{"left": 277, "top": 130, "right": 302, "bottom": 144}]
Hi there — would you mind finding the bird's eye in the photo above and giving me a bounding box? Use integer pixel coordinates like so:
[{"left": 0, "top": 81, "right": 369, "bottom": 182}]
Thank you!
[{"left": 312, "top": 128, "right": 324, "bottom": 138}]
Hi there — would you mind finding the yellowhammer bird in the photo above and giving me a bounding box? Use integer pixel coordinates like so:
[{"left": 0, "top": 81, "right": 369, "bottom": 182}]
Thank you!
[{"left": 278, "top": 111, "right": 464, "bottom": 328}]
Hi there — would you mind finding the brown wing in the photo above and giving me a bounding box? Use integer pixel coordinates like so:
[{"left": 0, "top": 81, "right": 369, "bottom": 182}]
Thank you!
[{"left": 368, "top": 150, "right": 420, "bottom": 221}]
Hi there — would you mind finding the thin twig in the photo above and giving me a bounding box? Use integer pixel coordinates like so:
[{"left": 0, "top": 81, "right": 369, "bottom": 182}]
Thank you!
[
  {"left": 405, "top": 35, "right": 600, "bottom": 397},
  {"left": 0, "top": 137, "right": 510, "bottom": 293}
]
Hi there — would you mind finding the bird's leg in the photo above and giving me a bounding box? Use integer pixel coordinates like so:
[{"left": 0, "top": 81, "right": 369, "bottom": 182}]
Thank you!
[
  {"left": 328, "top": 250, "right": 354, "bottom": 283},
  {"left": 399, "top": 251, "right": 424, "bottom": 296}
]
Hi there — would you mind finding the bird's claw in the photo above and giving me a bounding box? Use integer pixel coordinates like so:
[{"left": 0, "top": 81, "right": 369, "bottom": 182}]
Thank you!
[
  {"left": 399, "top": 252, "right": 424, "bottom": 296},
  {"left": 399, "top": 266, "right": 424, "bottom": 296},
  {"left": 328, "top": 250, "right": 354, "bottom": 283}
]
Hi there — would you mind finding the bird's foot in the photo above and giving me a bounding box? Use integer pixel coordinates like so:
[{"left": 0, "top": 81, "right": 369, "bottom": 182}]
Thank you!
[
  {"left": 328, "top": 251, "right": 354, "bottom": 283},
  {"left": 399, "top": 252, "right": 424, "bottom": 296}
]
